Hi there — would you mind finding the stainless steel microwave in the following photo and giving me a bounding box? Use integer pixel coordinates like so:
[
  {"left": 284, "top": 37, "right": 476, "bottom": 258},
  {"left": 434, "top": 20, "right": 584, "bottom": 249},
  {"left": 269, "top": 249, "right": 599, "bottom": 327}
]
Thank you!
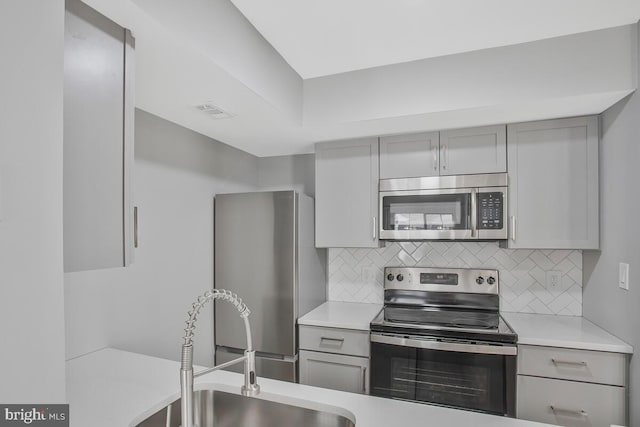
[{"left": 379, "top": 173, "right": 508, "bottom": 241}]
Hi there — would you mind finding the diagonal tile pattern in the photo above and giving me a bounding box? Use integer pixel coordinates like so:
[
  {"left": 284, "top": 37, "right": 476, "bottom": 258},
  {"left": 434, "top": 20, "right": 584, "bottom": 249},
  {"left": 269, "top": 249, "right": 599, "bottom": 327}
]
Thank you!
[{"left": 327, "top": 242, "right": 582, "bottom": 316}]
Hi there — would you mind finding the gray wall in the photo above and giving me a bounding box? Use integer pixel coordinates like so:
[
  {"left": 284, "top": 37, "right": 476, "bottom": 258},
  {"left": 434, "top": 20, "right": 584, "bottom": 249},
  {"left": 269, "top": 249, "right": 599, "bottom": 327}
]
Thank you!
[
  {"left": 583, "top": 30, "right": 640, "bottom": 425},
  {"left": 0, "top": 0, "right": 66, "bottom": 402},
  {"left": 65, "top": 110, "right": 259, "bottom": 365},
  {"left": 258, "top": 154, "right": 315, "bottom": 197}
]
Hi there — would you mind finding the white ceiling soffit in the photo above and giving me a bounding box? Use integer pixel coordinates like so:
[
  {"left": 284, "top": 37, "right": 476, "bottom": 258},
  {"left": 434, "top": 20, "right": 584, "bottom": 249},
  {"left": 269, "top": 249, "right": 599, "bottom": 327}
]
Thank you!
[
  {"left": 303, "top": 25, "right": 638, "bottom": 126},
  {"left": 230, "top": 0, "right": 640, "bottom": 79},
  {"left": 81, "top": 0, "right": 638, "bottom": 157}
]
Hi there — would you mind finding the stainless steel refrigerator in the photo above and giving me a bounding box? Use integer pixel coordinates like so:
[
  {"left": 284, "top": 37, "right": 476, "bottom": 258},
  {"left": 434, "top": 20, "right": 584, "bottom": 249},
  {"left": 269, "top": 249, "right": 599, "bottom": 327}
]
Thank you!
[{"left": 214, "top": 190, "right": 327, "bottom": 382}]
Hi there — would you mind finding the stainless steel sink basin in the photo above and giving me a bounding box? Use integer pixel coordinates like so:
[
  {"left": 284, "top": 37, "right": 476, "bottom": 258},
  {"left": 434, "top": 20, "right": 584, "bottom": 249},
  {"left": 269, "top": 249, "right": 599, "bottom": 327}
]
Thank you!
[{"left": 134, "top": 389, "right": 355, "bottom": 427}]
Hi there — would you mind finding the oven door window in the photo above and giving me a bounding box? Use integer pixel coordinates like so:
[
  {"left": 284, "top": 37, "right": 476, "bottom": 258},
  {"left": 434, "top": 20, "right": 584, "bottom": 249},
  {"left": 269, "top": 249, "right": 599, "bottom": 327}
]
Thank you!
[{"left": 371, "top": 342, "right": 508, "bottom": 415}]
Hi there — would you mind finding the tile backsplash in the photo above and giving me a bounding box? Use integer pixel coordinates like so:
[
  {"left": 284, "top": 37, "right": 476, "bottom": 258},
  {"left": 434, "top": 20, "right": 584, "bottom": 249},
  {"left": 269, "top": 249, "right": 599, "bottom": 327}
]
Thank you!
[{"left": 327, "top": 242, "right": 582, "bottom": 316}]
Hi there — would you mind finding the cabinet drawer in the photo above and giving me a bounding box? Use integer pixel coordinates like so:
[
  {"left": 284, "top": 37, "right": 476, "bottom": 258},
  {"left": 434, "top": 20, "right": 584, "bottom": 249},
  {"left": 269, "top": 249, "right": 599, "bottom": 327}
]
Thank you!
[
  {"left": 299, "top": 325, "right": 369, "bottom": 357},
  {"left": 300, "top": 350, "right": 369, "bottom": 394},
  {"left": 517, "top": 375, "right": 625, "bottom": 427},
  {"left": 518, "top": 345, "right": 626, "bottom": 386}
]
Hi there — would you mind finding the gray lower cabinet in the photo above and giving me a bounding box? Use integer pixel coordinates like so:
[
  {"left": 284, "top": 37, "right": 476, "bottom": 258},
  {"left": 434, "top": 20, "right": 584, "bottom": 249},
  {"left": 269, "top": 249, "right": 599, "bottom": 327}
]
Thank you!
[
  {"left": 516, "top": 344, "right": 627, "bottom": 427},
  {"left": 298, "top": 325, "right": 370, "bottom": 394},
  {"left": 505, "top": 116, "right": 599, "bottom": 249},
  {"left": 63, "top": 0, "right": 135, "bottom": 272},
  {"left": 315, "top": 137, "right": 379, "bottom": 248},
  {"left": 299, "top": 350, "right": 369, "bottom": 394}
]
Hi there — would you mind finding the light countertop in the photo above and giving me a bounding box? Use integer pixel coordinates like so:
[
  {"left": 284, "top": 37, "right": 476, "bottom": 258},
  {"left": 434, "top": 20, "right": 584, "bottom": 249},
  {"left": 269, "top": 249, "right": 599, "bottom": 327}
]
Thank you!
[
  {"left": 297, "top": 302, "right": 633, "bottom": 354},
  {"left": 502, "top": 312, "right": 633, "bottom": 353},
  {"left": 298, "top": 302, "right": 633, "bottom": 354},
  {"left": 66, "top": 348, "right": 552, "bottom": 427},
  {"left": 298, "top": 301, "right": 382, "bottom": 330}
]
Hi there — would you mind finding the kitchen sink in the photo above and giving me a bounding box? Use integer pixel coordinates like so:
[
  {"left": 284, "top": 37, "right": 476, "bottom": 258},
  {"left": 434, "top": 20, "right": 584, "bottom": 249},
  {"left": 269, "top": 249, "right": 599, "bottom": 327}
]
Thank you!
[{"left": 133, "top": 389, "right": 355, "bottom": 427}]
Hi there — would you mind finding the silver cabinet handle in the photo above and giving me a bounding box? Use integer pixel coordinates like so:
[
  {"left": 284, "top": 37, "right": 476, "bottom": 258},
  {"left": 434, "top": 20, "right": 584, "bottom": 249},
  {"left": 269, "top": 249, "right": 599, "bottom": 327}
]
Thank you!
[
  {"left": 372, "top": 217, "right": 376, "bottom": 240},
  {"left": 320, "top": 337, "right": 344, "bottom": 344},
  {"left": 361, "top": 366, "right": 367, "bottom": 393},
  {"left": 510, "top": 216, "right": 516, "bottom": 241},
  {"left": 551, "top": 359, "right": 587, "bottom": 366},
  {"left": 134, "top": 206, "right": 139, "bottom": 248},
  {"left": 432, "top": 144, "right": 438, "bottom": 170},
  {"left": 441, "top": 144, "right": 447, "bottom": 170},
  {"left": 550, "top": 406, "right": 588, "bottom": 417}
]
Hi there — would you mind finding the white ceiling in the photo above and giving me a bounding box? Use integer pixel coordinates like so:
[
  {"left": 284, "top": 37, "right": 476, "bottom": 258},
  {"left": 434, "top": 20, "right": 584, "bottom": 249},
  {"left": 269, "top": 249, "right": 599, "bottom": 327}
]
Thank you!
[
  {"left": 83, "top": 0, "right": 640, "bottom": 157},
  {"left": 229, "top": 0, "right": 640, "bottom": 78}
]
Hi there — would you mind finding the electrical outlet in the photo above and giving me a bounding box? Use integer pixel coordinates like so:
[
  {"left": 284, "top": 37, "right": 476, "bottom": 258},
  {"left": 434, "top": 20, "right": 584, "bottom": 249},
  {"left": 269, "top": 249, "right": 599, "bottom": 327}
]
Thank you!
[
  {"left": 546, "top": 270, "right": 562, "bottom": 289},
  {"left": 619, "top": 263, "right": 629, "bottom": 290}
]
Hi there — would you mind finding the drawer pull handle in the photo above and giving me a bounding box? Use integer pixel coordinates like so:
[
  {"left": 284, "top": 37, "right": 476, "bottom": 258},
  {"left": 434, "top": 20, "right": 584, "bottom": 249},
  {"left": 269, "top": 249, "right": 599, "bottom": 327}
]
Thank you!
[
  {"left": 550, "top": 406, "right": 588, "bottom": 417},
  {"left": 320, "top": 337, "right": 344, "bottom": 344},
  {"left": 551, "top": 358, "right": 587, "bottom": 367}
]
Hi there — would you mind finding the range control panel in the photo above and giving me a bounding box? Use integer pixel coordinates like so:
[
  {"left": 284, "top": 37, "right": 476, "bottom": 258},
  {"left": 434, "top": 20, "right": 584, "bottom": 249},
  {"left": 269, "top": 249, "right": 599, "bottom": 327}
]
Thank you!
[
  {"left": 384, "top": 267, "right": 499, "bottom": 295},
  {"left": 478, "top": 192, "right": 504, "bottom": 230}
]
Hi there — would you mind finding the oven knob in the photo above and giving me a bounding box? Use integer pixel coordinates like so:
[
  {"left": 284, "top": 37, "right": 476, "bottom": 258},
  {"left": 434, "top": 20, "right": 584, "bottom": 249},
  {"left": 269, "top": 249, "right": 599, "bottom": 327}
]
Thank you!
[
  {"left": 387, "top": 273, "right": 395, "bottom": 281},
  {"left": 396, "top": 274, "right": 404, "bottom": 282},
  {"left": 476, "top": 276, "right": 485, "bottom": 285},
  {"left": 487, "top": 276, "right": 496, "bottom": 285}
]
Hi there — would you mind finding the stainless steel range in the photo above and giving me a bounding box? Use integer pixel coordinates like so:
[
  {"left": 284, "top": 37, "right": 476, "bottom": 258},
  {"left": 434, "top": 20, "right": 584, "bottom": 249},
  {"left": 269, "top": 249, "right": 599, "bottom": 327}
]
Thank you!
[{"left": 369, "top": 267, "right": 517, "bottom": 417}]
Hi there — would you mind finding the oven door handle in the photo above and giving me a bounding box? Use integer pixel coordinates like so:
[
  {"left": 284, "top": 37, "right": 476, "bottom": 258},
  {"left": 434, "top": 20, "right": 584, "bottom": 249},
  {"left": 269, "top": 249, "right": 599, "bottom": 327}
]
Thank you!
[{"left": 371, "top": 333, "right": 517, "bottom": 356}]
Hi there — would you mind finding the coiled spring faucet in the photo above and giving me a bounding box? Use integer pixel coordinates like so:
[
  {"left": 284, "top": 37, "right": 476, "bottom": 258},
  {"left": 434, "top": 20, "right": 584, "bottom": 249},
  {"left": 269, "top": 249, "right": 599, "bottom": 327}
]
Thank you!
[{"left": 180, "top": 289, "right": 260, "bottom": 427}]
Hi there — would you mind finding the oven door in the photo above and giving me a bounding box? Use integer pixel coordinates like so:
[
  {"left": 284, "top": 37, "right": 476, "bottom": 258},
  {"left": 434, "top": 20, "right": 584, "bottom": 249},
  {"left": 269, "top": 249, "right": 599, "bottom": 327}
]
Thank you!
[{"left": 370, "top": 333, "right": 516, "bottom": 416}]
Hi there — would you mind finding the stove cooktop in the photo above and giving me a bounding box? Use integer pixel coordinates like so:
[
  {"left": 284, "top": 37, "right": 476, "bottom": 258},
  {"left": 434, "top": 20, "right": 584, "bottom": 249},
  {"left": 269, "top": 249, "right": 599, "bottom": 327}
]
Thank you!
[
  {"left": 373, "top": 267, "right": 517, "bottom": 344},
  {"left": 370, "top": 308, "right": 518, "bottom": 345}
]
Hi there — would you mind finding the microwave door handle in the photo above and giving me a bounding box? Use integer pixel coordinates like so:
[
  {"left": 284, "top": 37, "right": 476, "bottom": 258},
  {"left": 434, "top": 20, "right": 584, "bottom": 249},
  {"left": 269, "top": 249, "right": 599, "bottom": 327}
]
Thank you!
[{"left": 470, "top": 189, "right": 477, "bottom": 238}]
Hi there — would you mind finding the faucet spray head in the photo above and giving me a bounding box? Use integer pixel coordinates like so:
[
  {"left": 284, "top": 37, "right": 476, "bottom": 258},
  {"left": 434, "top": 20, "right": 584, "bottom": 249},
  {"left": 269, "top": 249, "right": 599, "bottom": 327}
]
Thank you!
[{"left": 241, "top": 350, "right": 260, "bottom": 396}]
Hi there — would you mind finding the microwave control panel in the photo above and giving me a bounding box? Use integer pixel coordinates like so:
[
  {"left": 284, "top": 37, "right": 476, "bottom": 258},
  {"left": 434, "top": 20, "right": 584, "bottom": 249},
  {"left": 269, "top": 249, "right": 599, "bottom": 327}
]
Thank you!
[{"left": 477, "top": 192, "right": 503, "bottom": 229}]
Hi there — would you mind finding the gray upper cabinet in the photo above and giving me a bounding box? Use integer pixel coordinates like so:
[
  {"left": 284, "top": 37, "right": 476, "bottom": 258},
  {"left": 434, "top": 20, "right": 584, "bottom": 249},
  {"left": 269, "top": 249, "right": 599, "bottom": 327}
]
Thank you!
[
  {"left": 440, "top": 125, "right": 507, "bottom": 176},
  {"left": 315, "top": 138, "right": 379, "bottom": 248},
  {"left": 63, "top": 0, "right": 135, "bottom": 272},
  {"left": 380, "top": 125, "right": 506, "bottom": 179},
  {"left": 379, "top": 132, "right": 439, "bottom": 178},
  {"left": 505, "top": 116, "right": 599, "bottom": 249}
]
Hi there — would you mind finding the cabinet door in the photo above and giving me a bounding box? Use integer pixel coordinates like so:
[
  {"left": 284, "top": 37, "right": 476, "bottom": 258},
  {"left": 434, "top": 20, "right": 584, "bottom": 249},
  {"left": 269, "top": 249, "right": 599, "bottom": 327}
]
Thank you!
[
  {"left": 379, "top": 132, "right": 439, "bottom": 179},
  {"left": 506, "top": 117, "right": 599, "bottom": 249},
  {"left": 63, "top": 0, "right": 135, "bottom": 271},
  {"left": 440, "top": 125, "right": 506, "bottom": 175},
  {"left": 517, "top": 375, "right": 625, "bottom": 427},
  {"left": 299, "top": 350, "right": 369, "bottom": 394},
  {"left": 315, "top": 138, "right": 379, "bottom": 248}
]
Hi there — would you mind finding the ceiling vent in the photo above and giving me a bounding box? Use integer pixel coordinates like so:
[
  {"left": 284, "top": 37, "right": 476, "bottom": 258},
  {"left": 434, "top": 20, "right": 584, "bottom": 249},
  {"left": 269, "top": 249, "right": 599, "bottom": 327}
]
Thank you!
[{"left": 194, "top": 102, "right": 235, "bottom": 119}]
